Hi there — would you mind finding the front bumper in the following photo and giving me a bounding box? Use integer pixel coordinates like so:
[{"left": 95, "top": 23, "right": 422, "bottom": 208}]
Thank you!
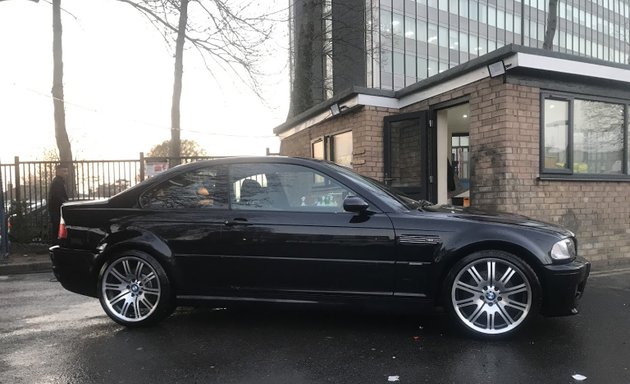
[
  {"left": 49, "top": 245, "right": 99, "bottom": 297},
  {"left": 541, "top": 256, "right": 591, "bottom": 316}
]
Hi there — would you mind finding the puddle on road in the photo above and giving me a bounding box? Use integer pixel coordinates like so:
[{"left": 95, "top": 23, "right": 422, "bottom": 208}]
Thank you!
[{"left": 1, "top": 301, "right": 107, "bottom": 340}]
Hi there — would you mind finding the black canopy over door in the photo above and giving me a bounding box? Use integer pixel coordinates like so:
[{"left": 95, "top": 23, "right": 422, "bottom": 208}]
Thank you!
[{"left": 384, "top": 111, "right": 435, "bottom": 202}]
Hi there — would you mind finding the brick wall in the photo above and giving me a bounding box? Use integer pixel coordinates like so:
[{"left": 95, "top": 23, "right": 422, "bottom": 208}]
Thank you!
[
  {"left": 478, "top": 81, "right": 630, "bottom": 266},
  {"left": 279, "top": 106, "right": 397, "bottom": 179}
]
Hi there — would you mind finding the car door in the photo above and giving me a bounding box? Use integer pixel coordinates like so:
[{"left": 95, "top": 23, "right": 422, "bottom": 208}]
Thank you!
[
  {"left": 137, "top": 165, "right": 231, "bottom": 295},
  {"left": 219, "top": 162, "right": 397, "bottom": 299}
]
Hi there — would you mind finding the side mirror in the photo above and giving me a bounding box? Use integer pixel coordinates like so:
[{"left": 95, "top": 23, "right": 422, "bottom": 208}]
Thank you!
[{"left": 343, "top": 196, "right": 369, "bottom": 213}]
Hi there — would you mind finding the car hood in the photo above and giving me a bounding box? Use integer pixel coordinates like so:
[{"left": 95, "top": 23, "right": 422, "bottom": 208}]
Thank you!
[{"left": 423, "top": 204, "right": 574, "bottom": 237}]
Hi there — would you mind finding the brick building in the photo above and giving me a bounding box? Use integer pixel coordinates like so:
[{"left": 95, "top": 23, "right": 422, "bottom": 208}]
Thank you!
[{"left": 274, "top": 45, "right": 630, "bottom": 266}]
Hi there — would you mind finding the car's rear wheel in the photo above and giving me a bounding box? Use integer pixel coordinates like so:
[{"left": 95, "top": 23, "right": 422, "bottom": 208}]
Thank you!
[
  {"left": 97, "top": 251, "right": 174, "bottom": 326},
  {"left": 445, "top": 250, "right": 541, "bottom": 338}
]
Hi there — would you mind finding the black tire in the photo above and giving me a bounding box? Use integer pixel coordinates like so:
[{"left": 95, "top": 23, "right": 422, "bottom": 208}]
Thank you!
[
  {"left": 444, "top": 250, "right": 542, "bottom": 338},
  {"left": 97, "top": 250, "right": 174, "bottom": 327}
]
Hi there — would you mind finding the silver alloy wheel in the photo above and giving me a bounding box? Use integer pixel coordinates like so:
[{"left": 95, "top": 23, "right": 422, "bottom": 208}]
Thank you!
[
  {"left": 101, "top": 256, "right": 162, "bottom": 323},
  {"left": 451, "top": 257, "right": 532, "bottom": 335}
]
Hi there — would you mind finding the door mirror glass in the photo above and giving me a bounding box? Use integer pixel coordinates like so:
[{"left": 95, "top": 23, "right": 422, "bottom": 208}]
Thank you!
[{"left": 343, "top": 196, "right": 369, "bottom": 213}]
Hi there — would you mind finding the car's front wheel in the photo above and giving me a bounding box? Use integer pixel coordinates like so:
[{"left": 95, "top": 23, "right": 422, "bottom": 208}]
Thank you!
[
  {"left": 445, "top": 250, "right": 541, "bottom": 338},
  {"left": 97, "top": 251, "right": 174, "bottom": 327}
]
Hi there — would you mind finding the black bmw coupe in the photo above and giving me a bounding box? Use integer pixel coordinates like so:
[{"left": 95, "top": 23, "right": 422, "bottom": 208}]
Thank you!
[{"left": 50, "top": 156, "right": 590, "bottom": 338}]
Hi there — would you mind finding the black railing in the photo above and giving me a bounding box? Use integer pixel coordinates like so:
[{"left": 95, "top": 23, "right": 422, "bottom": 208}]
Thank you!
[{"left": 0, "top": 154, "right": 218, "bottom": 245}]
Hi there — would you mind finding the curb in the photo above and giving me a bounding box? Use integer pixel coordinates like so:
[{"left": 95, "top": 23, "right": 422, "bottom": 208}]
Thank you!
[
  {"left": 0, "top": 261, "right": 52, "bottom": 275},
  {"left": 0, "top": 254, "right": 52, "bottom": 275}
]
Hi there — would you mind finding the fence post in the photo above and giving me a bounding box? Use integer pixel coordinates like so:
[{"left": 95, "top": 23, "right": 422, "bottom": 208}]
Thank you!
[
  {"left": 0, "top": 159, "right": 8, "bottom": 260},
  {"left": 139, "top": 152, "right": 145, "bottom": 181},
  {"left": 14, "top": 156, "right": 21, "bottom": 206}
]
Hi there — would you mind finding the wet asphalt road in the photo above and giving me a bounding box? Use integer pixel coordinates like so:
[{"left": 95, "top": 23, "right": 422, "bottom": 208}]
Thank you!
[{"left": 0, "top": 269, "right": 629, "bottom": 384}]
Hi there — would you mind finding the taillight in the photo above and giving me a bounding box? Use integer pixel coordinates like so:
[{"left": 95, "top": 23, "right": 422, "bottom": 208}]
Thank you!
[{"left": 58, "top": 216, "right": 67, "bottom": 239}]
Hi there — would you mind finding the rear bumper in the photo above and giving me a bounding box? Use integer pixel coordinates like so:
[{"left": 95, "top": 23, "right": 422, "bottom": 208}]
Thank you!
[
  {"left": 541, "top": 256, "right": 591, "bottom": 316},
  {"left": 49, "top": 245, "right": 99, "bottom": 297}
]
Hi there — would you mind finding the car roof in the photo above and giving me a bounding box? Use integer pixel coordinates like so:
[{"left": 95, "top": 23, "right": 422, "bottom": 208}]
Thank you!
[
  {"left": 163, "top": 156, "right": 338, "bottom": 175},
  {"left": 188, "top": 156, "right": 328, "bottom": 166}
]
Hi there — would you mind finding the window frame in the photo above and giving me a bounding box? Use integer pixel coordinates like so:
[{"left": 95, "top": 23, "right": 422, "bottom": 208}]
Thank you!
[
  {"left": 228, "top": 162, "right": 359, "bottom": 213},
  {"left": 540, "top": 91, "right": 630, "bottom": 180},
  {"left": 311, "top": 137, "right": 328, "bottom": 160},
  {"left": 311, "top": 130, "right": 353, "bottom": 168},
  {"left": 330, "top": 130, "right": 353, "bottom": 167}
]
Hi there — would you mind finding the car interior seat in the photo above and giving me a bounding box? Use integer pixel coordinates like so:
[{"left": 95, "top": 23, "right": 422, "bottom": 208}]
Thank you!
[{"left": 239, "top": 179, "right": 263, "bottom": 205}]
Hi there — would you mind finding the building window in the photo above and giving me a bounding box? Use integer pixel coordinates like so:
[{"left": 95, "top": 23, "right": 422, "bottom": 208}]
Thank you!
[
  {"left": 332, "top": 131, "right": 353, "bottom": 168},
  {"left": 574, "top": 100, "right": 625, "bottom": 175},
  {"left": 543, "top": 99, "right": 570, "bottom": 172},
  {"left": 311, "top": 131, "right": 353, "bottom": 168},
  {"left": 312, "top": 139, "right": 325, "bottom": 160},
  {"left": 417, "top": 56, "right": 428, "bottom": 79},
  {"left": 365, "top": 0, "right": 627, "bottom": 93},
  {"left": 542, "top": 93, "right": 629, "bottom": 178}
]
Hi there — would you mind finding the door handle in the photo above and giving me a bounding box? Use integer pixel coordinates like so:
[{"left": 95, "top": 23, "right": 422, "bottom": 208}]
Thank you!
[{"left": 224, "top": 218, "right": 251, "bottom": 226}]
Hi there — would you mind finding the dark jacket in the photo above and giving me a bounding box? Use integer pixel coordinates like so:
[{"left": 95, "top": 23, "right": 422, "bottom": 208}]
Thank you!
[{"left": 48, "top": 176, "right": 68, "bottom": 219}]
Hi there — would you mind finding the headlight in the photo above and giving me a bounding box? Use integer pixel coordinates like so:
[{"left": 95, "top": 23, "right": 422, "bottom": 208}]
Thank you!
[{"left": 550, "top": 238, "right": 576, "bottom": 261}]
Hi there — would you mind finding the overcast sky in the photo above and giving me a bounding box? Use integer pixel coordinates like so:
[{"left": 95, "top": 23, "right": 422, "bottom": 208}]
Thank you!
[{"left": 0, "top": 0, "right": 289, "bottom": 162}]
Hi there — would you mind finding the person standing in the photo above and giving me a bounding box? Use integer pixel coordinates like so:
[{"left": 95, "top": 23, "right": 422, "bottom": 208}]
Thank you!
[{"left": 48, "top": 165, "right": 69, "bottom": 244}]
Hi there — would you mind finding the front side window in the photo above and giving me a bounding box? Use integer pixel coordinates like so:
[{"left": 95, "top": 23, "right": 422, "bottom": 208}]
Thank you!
[
  {"left": 230, "top": 163, "right": 355, "bottom": 213},
  {"left": 542, "top": 94, "right": 629, "bottom": 177},
  {"left": 140, "top": 167, "right": 228, "bottom": 209}
]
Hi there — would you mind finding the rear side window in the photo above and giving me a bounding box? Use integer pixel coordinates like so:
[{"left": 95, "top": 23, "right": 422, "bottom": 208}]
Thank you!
[{"left": 140, "top": 167, "right": 228, "bottom": 209}]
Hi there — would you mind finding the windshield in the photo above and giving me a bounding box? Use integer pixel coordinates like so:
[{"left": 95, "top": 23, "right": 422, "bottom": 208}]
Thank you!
[{"left": 325, "top": 162, "right": 431, "bottom": 211}]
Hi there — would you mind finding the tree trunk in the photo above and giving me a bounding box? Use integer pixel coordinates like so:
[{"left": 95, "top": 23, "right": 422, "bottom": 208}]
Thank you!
[
  {"left": 543, "top": 0, "right": 558, "bottom": 50},
  {"left": 52, "top": 0, "right": 74, "bottom": 194},
  {"left": 169, "top": 0, "right": 188, "bottom": 166}
]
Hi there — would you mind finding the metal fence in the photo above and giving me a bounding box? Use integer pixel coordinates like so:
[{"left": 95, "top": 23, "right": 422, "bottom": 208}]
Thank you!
[{"left": 0, "top": 154, "right": 217, "bottom": 245}]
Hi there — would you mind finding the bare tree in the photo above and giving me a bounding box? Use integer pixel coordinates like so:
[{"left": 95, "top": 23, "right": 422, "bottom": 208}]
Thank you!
[
  {"left": 169, "top": 0, "right": 188, "bottom": 164},
  {"left": 51, "top": 0, "right": 76, "bottom": 195},
  {"left": 117, "top": 0, "right": 278, "bottom": 161},
  {"left": 543, "top": 0, "right": 558, "bottom": 50},
  {"left": 2, "top": 0, "right": 73, "bottom": 177}
]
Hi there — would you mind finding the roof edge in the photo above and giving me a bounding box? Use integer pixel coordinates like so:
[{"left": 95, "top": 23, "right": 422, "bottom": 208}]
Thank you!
[{"left": 273, "top": 87, "right": 395, "bottom": 135}]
